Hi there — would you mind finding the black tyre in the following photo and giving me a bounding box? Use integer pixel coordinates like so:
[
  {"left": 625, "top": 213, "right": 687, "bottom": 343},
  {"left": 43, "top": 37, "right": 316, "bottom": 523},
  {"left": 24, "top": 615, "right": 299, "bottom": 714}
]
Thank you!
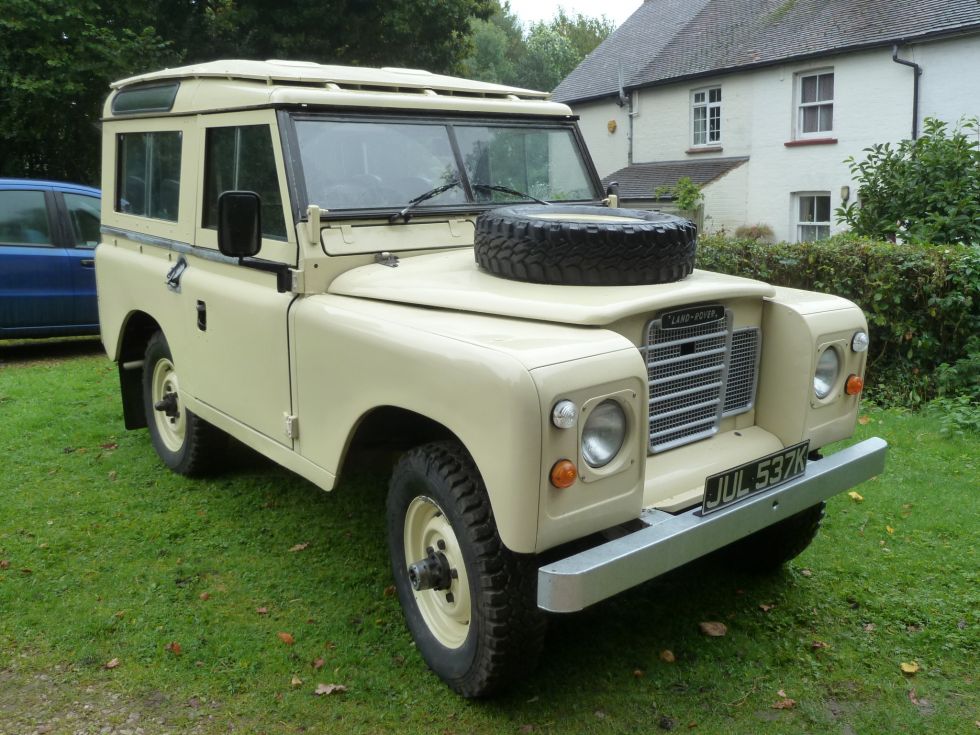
[
  {"left": 474, "top": 204, "right": 697, "bottom": 286},
  {"left": 386, "top": 441, "right": 545, "bottom": 697},
  {"left": 724, "top": 502, "right": 826, "bottom": 572},
  {"left": 142, "top": 331, "right": 226, "bottom": 476}
]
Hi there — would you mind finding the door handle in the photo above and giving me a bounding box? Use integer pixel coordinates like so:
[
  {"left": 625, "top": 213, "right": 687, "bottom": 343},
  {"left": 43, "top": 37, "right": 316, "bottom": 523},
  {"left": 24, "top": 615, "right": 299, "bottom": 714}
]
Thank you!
[
  {"left": 196, "top": 300, "right": 207, "bottom": 331},
  {"left": 80, "top": 258, "right": 95, "bottom": 267}
]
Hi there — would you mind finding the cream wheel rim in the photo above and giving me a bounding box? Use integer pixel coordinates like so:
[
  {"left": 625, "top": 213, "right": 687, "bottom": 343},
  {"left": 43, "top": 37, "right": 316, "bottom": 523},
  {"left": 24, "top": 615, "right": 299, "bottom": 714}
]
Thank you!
[
  {"left": 151, "top": 357, "right": 185, "bottom": 453},
  {"left": 403, "top": 496, "right": 471, "bottom": 649}
]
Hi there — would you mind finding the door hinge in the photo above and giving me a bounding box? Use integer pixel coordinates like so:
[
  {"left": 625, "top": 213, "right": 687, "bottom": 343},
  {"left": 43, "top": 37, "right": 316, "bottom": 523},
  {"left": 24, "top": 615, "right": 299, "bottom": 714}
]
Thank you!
[{"left": 284, "top": 413, "right": 299, "bottom": 440}]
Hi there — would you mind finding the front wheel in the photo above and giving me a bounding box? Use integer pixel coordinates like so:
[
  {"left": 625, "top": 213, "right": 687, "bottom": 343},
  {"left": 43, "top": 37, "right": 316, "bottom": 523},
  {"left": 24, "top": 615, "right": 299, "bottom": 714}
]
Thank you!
[
  {"left": 142, "top": 331, "right": 226, "bottom": 476},
  {"left": 386, "top": 441, "right": 545, "bottom": 697}
]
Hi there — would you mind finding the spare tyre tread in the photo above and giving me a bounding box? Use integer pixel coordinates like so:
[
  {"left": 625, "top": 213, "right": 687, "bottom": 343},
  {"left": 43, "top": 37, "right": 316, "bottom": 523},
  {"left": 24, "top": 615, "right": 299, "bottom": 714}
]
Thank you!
[{"left": 474, "top": 205, "right": 697, "bottom": 286}]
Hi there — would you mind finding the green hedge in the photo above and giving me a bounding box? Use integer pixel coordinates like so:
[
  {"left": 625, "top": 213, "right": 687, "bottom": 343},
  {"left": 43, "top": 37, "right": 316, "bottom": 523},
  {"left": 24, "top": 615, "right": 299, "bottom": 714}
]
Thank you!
[{"left": 696, "top": 234, "right": 980, "bottom": 406}]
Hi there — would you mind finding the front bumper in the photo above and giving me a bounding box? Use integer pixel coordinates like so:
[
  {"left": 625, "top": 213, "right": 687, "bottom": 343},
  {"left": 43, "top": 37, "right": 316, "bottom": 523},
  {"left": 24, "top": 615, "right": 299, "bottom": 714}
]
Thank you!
[{"left": 537, "top": 437, "right": 887, "bottom": 612}]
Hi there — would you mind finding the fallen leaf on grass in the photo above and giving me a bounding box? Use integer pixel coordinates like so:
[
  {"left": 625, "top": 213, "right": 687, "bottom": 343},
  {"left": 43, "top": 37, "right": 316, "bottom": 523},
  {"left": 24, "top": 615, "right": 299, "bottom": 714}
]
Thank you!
[
  {"left": 886, "top": 525, "right": 895, "bottom": 535},
  {"left": 383, "top": 585, "right": 396, "bottom": 597},
  {"left": 256, "top": 607, "right": 269, "bottom": 615},
  {"left": 759, "top": 603, "right": 776, "bottom": 613},
  {"left": 594, "top": 710, "right": 606, "bottom": 720},
  {"left": 848, "top": 491, "right": 864, "bottom": 502},
  {"left": 659, "top": 649, "right": 676, "bottom": 663},
  {"left": 290, "top": 676, "right": 303, "bottom": 688},
  {"left": 699, "top": 621, "right": 727, "bottom": 637},
  {"left": 811, "top": 640, "right": 830, "bottom": 650},
  {"left": 199, "top": 592, "right": 210, "bottom": 601},
  {"left": 312, "top": 657, "right": 325, "bottom": 670},
  {"left": 289, "top": 543, "right": 309, "bottom": 552},
  {"left": 101, "top": 442, "right": 119, "bottom": 450},
  {"left": 772, "top": 697, "right": 796, "bottom": 710},
  {"left": 901, "top": 661, "right": 920, "bottom": 675},
  {"left": 165, "top": 641, "right": 182, "bottom": 655},
  {"left": 0, "top": 560, "right": 9, "bottom": 569},
  {"left": 277, "top": 632, "right": 295, "bottom": 645},
  {"left": 863, "top": 623, "right": 876, "bottom": 632},
  {"left": 857, "top": 415, "right": 872, "bottom": 425},
  {"left": 105, "top": 658, "right": 120, "bottom": 669},
  {"left": 107, "top": 470, "right": 118, "bottom": 481},
  {"left": 313, "top": 683, "right": 347, "bottom": 696},
  {"left": 632, "top": 669, "right": 644, "bottom": 678},
  {"left": 800, "top": 569, "right": 813, "bottom": 577},
  {"left": 21, "top": 568, "right": 32, "bottom": 575}
]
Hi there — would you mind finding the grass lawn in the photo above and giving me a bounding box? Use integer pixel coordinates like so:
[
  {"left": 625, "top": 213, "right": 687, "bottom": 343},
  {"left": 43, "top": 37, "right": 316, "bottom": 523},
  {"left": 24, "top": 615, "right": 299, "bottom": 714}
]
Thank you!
[{"left": 0, "top": 340, "right": 977, "bottom": 734}]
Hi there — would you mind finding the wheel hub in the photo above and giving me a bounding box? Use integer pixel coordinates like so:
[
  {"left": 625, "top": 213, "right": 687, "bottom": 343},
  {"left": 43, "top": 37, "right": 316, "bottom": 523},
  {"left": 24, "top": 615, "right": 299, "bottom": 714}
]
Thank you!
[
  {"left": 408, "top": 543, "right": 453, "bottom": 591},
  {"left": 154, "top": 392, "right": 180, "bottom": 422}
]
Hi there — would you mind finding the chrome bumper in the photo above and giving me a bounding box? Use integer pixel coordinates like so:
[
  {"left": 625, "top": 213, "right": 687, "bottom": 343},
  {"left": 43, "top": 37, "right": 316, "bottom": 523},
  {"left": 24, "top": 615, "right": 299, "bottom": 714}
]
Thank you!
[{"left": 537, "top": 437, "right": 888, "bottom": 613}]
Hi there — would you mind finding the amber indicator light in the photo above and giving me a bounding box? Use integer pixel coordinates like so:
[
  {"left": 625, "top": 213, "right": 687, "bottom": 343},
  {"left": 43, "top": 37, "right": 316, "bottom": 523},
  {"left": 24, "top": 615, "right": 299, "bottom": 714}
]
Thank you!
[
  {"left": 845, "top": 374, "right": 864, "bottom": 395},
  {"left": 550, "top": 460, "right": 577, "bottom": 489}
]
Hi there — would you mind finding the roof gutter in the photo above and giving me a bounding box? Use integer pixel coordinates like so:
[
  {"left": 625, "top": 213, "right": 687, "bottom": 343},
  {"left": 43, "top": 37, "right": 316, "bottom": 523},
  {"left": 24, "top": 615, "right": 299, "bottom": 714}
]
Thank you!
[{"left": 891, "top": 44, "right": 922, "bottom": 139}]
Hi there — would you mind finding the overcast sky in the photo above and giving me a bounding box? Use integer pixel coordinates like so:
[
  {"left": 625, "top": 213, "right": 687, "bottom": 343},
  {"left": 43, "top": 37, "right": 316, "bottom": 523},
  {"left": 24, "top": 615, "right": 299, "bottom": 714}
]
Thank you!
[{"left": 505, "top": 0, "right": 642, "bottom": 26}]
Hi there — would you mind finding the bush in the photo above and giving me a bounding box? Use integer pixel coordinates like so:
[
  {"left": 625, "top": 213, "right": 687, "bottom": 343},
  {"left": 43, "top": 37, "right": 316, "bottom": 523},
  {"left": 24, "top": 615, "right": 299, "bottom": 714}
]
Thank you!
[
  {"left": 697, "top": 234, "right": 980, "bottom": 407},
  {"left": 733, "top": 223, "right": 774, "bottom": 242}
]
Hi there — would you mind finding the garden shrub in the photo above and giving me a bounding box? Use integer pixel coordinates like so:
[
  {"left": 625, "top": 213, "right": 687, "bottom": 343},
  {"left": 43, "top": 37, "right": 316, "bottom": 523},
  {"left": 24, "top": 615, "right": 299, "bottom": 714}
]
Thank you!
[{"left": 697, "top": 234, "right": 980, "bottom": 407}]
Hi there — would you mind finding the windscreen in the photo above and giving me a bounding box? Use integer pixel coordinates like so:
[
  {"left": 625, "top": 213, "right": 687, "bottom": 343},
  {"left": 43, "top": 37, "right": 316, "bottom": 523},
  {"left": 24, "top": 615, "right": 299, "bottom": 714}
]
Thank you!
[{"left": 293, "top": 117, "right": 598, "bottom": 213}]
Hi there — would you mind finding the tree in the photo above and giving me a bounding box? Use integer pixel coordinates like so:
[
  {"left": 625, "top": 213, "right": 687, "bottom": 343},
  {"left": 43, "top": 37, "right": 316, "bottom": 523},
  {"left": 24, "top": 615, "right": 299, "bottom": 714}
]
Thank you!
[
  {"left": 0, "top": 0, "right": 173, "bottom": 184},
  {"left": 462, "top": 3, "right": 614, "bottom": 91},
  {"left": 837, "top": 117, "right": 980, "bottom": 246}
]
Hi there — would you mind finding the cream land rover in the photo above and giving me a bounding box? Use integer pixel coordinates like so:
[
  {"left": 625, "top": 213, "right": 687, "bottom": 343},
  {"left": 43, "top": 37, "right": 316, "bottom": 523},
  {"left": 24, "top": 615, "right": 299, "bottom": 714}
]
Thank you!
[{"left": 96, "top": 60, "right": 887, "bottom": 697}]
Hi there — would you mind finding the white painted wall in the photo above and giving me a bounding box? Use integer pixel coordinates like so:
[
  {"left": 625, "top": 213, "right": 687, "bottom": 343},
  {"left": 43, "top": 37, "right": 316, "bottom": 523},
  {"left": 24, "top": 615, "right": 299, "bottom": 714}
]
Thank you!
[
  {"left": 572, "top": 100, "right": 630, "bottom": 177},
  {"left": 911, "top": 35, "right": 980, "bottom": 130},
  {"left": 569, "top": 35, "right": 980, "bottom": 242}
]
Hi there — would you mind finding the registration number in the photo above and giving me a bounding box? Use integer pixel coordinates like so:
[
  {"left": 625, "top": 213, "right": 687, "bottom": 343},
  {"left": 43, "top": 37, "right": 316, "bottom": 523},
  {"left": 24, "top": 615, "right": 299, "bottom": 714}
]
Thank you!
[{"left": 702, "top": 441, "right": 810, "bottom": 514}]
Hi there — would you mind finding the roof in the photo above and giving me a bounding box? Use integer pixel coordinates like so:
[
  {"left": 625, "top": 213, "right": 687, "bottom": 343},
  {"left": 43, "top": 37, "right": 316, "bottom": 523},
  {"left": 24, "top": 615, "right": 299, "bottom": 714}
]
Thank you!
[
  {"left": 107, "top": 59, "right": 570, "bottom": 119},
  {"left": 113, "top": 59, "right": 549, "bottom": 98},
  {"left": 554, "top": 0, "right": 980, "bottom": 103},
  {"left": 602, "top": 157, "right": 749, "bottom": 199},
  {"left": 0, "top": 178, "right": 100, "bottom": 196}
]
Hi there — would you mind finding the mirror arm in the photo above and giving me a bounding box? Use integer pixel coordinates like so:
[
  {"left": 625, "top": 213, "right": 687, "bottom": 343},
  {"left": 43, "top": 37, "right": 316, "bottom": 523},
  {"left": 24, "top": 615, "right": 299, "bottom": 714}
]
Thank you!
[{"left": 239, "top": 257, "right": 293, "bottom": 294}]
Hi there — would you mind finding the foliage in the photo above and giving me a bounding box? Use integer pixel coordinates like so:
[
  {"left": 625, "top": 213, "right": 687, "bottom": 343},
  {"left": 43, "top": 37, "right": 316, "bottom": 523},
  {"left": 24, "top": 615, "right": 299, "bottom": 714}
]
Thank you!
[
  {"left": 0, "top": 0, "right": 494, "bottom": 184},
  {"left": 837, "top": 117, "right": 980, "bottom": 246},
  {"left": 655, "top": 176, "right": 704, "bottom": 212},
  {"left": 0, "top": 0, "right": 173, "bottom": 184},
  {"left": 462, "top": 3, "right": 614, "bottom": 91},
  {"left": 697, "top": 234, "right": 980, "bottom": 406},
  {"left": 733, "top": 223, "right": 775, "bottom": 242},
  {"left": 1, "top": 347, "right": 977, "bottom": 732}
]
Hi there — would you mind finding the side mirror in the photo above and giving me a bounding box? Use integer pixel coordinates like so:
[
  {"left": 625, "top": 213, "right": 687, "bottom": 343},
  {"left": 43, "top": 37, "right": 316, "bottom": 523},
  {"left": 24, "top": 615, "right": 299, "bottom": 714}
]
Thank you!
[{"left": 217, "top": 191, "right": 262, "bottom": 258}]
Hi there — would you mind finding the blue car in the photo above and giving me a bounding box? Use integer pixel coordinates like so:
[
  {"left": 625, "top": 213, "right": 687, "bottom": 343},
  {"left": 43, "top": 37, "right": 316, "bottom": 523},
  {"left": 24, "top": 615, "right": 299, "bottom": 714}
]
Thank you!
[{"left": 0, "top": 178, "right": 101, "bottom": 338}]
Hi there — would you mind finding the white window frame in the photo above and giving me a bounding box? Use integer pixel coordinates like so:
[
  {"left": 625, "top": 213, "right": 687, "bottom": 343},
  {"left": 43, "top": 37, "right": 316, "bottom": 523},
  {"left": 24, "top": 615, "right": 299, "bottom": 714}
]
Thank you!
[
  {"left": 794, "top": 192, "right": 832, "bottom": 242},
  {"left": 691, "top": 86, "right": 722, "bottom": 147},
  {"left": 795, "top": 69, "right": 834, "bottom": 138}
]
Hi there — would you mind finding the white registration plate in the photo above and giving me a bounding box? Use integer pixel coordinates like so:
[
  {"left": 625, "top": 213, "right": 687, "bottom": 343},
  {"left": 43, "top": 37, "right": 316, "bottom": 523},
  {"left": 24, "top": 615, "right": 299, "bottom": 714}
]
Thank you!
[{"left": 701, "top": 441, "right": 810, "bottom": 514}]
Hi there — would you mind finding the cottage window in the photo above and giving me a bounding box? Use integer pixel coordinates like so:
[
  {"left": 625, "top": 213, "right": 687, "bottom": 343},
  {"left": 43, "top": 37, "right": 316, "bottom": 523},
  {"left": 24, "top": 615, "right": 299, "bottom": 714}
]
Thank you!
[
  {"left": 795, "top": 193, "right": 831, "bottom": 241},
  {"left": 797, "top": 71, "right": 834, "bottom": 136},
  {"left": 692, "top": 87, "right": 722, "bottom": 146}
]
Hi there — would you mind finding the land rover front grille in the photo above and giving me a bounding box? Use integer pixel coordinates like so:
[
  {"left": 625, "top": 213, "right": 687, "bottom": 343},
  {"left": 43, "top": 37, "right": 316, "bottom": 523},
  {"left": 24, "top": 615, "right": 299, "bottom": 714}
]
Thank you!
[{"left": 645, "top": 308, "right": 759, "bottom": 453}]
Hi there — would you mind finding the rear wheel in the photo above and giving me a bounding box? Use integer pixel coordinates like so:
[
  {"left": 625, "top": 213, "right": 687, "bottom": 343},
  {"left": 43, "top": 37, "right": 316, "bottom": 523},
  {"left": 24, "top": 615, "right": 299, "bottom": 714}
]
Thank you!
[
  {"left": 386, "top": 441, "right": 545, "bottom": 697},
  {"left": 142, "top": 331, "right": 226, "bottom": 475},
  {"left": 724, "top": 502, "right": 826, "bottom": 572}
]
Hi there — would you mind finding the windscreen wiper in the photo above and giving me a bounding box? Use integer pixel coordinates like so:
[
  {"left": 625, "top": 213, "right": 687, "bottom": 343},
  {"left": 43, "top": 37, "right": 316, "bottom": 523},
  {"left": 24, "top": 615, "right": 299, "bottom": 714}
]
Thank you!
[
  {"left": 473, "top": 183, "right": 550, "bottom": 205},
  {"left": 389, "top": 179, "right": 462, "bottom": 223}
]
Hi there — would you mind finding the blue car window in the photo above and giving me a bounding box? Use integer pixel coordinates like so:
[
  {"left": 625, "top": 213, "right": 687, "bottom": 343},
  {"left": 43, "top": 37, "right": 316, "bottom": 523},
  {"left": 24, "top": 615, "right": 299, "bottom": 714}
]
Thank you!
[
  {"left": 0, "top": 190, "right": 53, "bottom": 246},
  {"left": 64, "top": 193, "right": 101, "bottom": 248}
]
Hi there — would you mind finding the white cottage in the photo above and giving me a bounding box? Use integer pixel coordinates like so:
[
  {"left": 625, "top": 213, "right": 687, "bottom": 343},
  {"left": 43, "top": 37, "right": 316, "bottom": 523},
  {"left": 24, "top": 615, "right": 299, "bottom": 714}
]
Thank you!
[{"left": 553, "top": 0, "right": 980, "bottom": 242}]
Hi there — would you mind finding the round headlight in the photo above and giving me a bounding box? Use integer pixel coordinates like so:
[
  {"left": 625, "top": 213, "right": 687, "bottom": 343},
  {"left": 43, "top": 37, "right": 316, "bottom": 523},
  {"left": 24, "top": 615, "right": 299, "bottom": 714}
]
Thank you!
[
  {"left": 814, "top": 347, "right": 841, "bottom": 399},
  {"left": 582, "top": 399, "right": 627, "bottom": 468},
  {"left": 851, "top": 331, "right": 870, "bottom": 353}
]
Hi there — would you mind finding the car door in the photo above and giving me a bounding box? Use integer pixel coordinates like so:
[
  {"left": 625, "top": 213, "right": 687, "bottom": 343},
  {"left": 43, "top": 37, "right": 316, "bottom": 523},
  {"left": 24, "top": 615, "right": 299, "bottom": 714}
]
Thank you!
[
  {"left": 58, "top": 190, "right": 101, "bottom": 328},
  {"left": 0, "top": 186, "right": 74, "bottom": 337}
]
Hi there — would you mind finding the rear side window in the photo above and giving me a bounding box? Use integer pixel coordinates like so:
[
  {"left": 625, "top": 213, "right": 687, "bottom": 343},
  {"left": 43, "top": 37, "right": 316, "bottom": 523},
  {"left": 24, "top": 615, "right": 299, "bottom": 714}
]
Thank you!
[
  {"left": 116, "top": 131, "right": 182, "bottom": 221},
  {"left": 0, "top": 190, "right": 52, "bottom": 246},
  {"left": 64, "top": 193, "right": 101, "bottom": 248},
  {"left": 203, "top": 125, "right": 286, "bottom": 239}
]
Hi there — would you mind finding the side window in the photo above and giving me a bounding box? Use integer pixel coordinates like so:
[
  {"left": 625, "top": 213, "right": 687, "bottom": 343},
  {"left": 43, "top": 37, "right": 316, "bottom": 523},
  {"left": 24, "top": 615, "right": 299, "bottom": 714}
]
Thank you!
[
  {"left": 0, "top": 190, "right": 53, "bottom": 246},
  {"left": 203, "top": 125, "right": 286, "bottom": 240},
  {"left": 116, "top": 131, "right": 182, "bottom": 221},
  {"left": 63, "top": 193, "right": 101, "bottom": 248}
]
